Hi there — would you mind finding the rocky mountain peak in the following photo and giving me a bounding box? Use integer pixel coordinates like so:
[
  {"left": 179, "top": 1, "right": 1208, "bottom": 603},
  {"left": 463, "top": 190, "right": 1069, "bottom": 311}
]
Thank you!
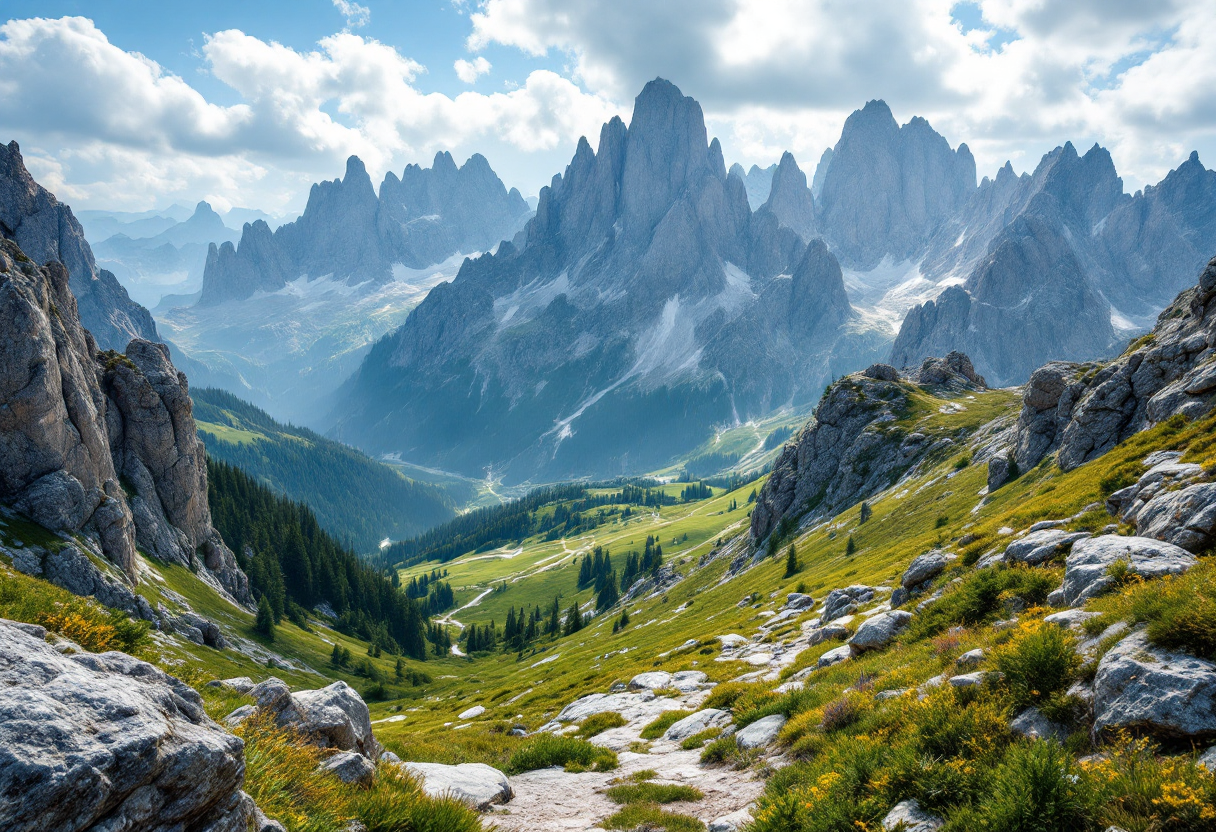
[
  {"left": 0, "top": 139, "right": 158, "bottom": 351},
  {"left": 817, "top": 100, "right": 976, "bottom": 268},
  {"left": 620, "top": 78, "right": 721, "bottom": 240},
  {"left": 758, "top": 151, "right": 816, "bottom": 241}
]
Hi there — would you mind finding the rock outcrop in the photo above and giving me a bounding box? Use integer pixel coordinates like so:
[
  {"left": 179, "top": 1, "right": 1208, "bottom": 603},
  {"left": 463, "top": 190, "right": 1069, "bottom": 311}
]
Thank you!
[
  {"left": 229, "top": 678, "right": 382, "bottom": 760},
  {"left": 1060, "top": 535, "right": 1195, "bottom": 606},
  {"left": 1093, "top": 631, "right": 1216, "bottom": 740},
  {"left": 0, "top": 620, "right": 254, "bottom": 831},
  {"left": 750, "top": 358, "right": 981, "bottom": 546},
  {"left": 997, "top": 254, "right": 1216, "bottom": 478},
  {"left": 0, "top": 236, "right": 250, "bottom": 602},
  {"left": 400, "top": 762, "right": 514, "bottom": 810},
  {"left": 0, "top": 140, "right": 157, "bottom": 351},
  {"left": 756, "top": 152, "right": 816, "bottom": 241}
]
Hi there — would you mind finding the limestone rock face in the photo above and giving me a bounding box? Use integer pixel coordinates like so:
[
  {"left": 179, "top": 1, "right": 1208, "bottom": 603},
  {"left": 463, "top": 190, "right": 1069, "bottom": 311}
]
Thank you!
[
  {"left": 818, "top": 100, "right": 976, "bottom": 269},
  {"left": 0, "top": 620, "right": 253, "bottom": 831},
  {"left": 1004, "top": 255, "right": 1216, "bottom": 473},
  {"left": 1093, "top": 631, "right": 1216, "bottom": 740},
  {"left": 0, "top": 238, "right": 137, "bottom": 576},
  {"left": 0, "top": 237, "right": 250, "bottom": 602},
  {"left": 750, "top": 359, "right": 980, "bottom": 545},
  {"left": 0, "top": 140, "right": 157, "bottom": 351}
]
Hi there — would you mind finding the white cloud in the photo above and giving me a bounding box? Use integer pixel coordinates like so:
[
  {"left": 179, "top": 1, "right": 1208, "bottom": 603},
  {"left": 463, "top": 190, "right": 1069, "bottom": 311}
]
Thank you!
[
  {"left": 332, "top": 0, "right": 371, "bottom": 29},
  {"left": 0, "top": 17, "right": 620, "bottom": 211},
  {"left": 467, "top": 0, "right": 1216, "bottom": 189},
  {"left": 454, "top": 56, "right": 492, "bottom": 83}
]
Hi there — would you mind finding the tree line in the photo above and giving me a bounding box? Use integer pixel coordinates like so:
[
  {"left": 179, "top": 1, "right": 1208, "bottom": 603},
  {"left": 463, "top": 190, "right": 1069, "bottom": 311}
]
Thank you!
[{"left": 207, "top": 459, "right": 429, "bottom": 659}]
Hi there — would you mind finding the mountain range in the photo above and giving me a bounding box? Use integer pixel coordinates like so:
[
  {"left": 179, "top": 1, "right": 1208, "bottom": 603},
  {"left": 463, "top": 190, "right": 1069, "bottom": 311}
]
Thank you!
[
  {"left": 327, "top": 79, "right": 888, "bottom": 481},
  {"left": 156, "top": 151, "right": 534, "bottom": 423}
]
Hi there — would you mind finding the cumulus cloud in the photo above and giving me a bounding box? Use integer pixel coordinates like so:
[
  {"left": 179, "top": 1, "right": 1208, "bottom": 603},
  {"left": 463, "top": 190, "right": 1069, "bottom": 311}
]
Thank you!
[
  {"left": 0, "top": 16, "right": 619, "bottom": 211},
  {"left": 332, "top": 0, "right": 371, "bottom": 29},
  {"left": 467, "top": 0, "right": 1216, "bottom": 188},
  {"left": 454, "top": 55, "right": 492, "bottom": 83}
]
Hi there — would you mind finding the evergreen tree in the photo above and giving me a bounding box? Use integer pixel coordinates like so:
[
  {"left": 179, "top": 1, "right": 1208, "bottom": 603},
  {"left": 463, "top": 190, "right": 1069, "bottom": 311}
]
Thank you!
[
  {"left": 859, "top": 501, "right": 872, "bottom": 524},
  {"left": 846, "top": 535, "right": 857, "bottom": 556},
  {"left": 254, "top": 594, "right": 276, "bottom": 641},
  {"left": 596, "top": 571, "right": 619, "bottom": 612},
  {"left": 785, "top": 544, "right": 798, "bottom": 577},
  {"left": 564, "top": 601, "right": 584, "bottom": 636}
]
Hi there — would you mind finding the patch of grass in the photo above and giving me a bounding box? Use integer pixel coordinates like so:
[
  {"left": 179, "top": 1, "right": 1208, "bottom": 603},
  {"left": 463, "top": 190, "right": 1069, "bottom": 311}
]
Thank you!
[
  {"left": 908, "top": 566, "right": 1059, "bottom": 639},
  {"left": 505, "top": 733, "right": 618, "bottom": 774},
  {"left": 679, "top": 727, "right": 722, "bottom": 750},
  {"left": 236, "top": 715, "right": 483, "bottom": 832},
  {"left": 702, "top": 681, "right": 757, "bottom": 711},
  {"left": 602, "top": 803, "right": 705, "bottom": 832},
  {"left": 0, "top": 564, "right": 151, "bottom": 654},
  {"left": 1105, "top": 559, "right": 1216, "bottom": 660},
  {"left": 699, "top": 735, "right": 736, "bottom": 764},
  {"left": 640, "top": 710, "right": 693, "bottom": 740},
  {"left": 578, "top": 711, "right": 627, "bottom": 738},
  {"left": 605, "top": 782, "right": 704, "bottom": 805}
]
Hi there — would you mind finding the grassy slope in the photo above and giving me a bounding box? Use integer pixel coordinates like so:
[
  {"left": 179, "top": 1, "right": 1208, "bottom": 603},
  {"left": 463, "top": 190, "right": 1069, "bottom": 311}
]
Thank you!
[{"left": 193, "top": 387, "right": 457, "bottom": 551}]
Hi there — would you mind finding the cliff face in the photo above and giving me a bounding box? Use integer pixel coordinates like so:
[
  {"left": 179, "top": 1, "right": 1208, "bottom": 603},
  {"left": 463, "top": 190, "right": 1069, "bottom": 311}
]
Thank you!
[
  {"left": 749, "top": 353, "right": 986, "bottom": 547},
  {"left": 995, "top": 253, "right": 1216, "bottom": 484},
  {"left": 0, "top": 237, "right": 249, "bottom": 601},
  {"left": 0, "top": 141, "right": 158, "bottom": 351}
]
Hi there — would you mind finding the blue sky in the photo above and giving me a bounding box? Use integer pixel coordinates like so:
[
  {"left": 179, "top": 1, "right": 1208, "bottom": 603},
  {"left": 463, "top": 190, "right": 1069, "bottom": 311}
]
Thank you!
[{"left": 2, "top": 1, "right": 1213, "bottom": 215}]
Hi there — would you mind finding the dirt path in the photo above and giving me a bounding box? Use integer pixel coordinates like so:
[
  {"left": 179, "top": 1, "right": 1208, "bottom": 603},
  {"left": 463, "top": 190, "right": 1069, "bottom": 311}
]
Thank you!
[{"left": 490, "top": 691, "right": 762, "bottom": 831}]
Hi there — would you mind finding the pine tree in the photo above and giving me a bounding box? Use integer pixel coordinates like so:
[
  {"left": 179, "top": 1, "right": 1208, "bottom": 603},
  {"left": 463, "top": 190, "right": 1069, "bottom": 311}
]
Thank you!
[
  {"left": 330, "top": 643, "right": 343, "bottom": 666},
  {"left": 254, "top": 594, "right": 276, "bottom": 642},
  {"left": 859, "top": 502, "right": 872, "bottom": 524},
  {"left": 846, "top": 535, "right": 857, "bottom": 556},
  {"left": 596, "top": 571, "right": 619, "bottom": 612},
  {"left": 395, "top": 657, "right": 405, "bottom": 681},
  {"left": 564, "top": 600, "right": 584, "bottom": 636},
  {"left": 785, "top": 544, "right": 798, "bottom": 577}
]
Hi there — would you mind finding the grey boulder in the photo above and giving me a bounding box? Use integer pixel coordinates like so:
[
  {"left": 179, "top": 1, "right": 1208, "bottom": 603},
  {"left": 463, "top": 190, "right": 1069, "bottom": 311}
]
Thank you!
[
  {"left": 1133, "top": 482, "right": 1216, "bottom": 553},
  {"left": 735, "top": 714, "right": 787, "bottom": 750},
  {"left": 663, "top": 708, "right": 731, "bottom": 742},
  {"left": 1010, "top": 707, "right": 1068, "bottom": 742},
  {"left": 627, "top": 671, "right": 673, "bottom": 691},
  {"left": 400, "top": 762, "right": 513, "bottom": 810},
  {"left": 235, "top": 678, "right": 381, "bottom": 759},
  {"left": 901, "top": 551, "right": 949, "bottom": 588},
  {"left": 1061, "top": 535, "right": 1195, "bottom": 605},
  {"left": 320, "top": 751, "right": 376, "bottom": 788},
  {"left": 1004, "top": 530, "right": 1090, "bottom": 566},
  {"left": 881, "top": 799, "right": 943, "bottom": 832},
  {"left": 0, "top": 620, "right": 251, "bottom": 831},
  {"left": 849, "top": 611, "right": 912, "bottom": 653},
  {"left": 1093, "top": 631, "right": 1216, "bottom": 740}
]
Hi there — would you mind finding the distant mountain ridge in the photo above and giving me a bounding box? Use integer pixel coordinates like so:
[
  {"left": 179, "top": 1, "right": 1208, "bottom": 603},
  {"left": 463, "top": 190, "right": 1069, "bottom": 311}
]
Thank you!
[
  {"left": 200, "top": 152, "right": 531, "bottom": 305},
  {"left": 329, "top": 79, "right": 887, "bottom": 482}
]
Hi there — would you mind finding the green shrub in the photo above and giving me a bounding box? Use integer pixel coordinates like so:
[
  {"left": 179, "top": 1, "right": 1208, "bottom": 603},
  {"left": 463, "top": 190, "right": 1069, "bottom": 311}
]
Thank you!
[
  {"left": 909, "top": 567, "right": 1057, "bottom": 639},
  {"left": 699, "top": 736, "right": 736, "bottom": 764},
  {"left": 993, "top": 621, "right": 1081, "bottom": 712},
  {"left": 578, "top": 711, "right": 627, "bottom": 738},
  {"left": 960, "top": 741, "right": 1094, "bottom": 832},
  {"left": 605, "top": 782, "right": 704, "bottom": 804},
  {"left": 505, "top": 734, "right": 618, "bottom": 774},
  {"left": 640, "top": 710, "right": 693, "bottom": 740},
  {"left": 702, "top": 682, "right": 757, "bottom": 711},
  {"left": 603, "top": 803, "right": 705, "bottom": 832},
  {"left": 1120, "top": 560, "right": 1216, "bottom": 659}
]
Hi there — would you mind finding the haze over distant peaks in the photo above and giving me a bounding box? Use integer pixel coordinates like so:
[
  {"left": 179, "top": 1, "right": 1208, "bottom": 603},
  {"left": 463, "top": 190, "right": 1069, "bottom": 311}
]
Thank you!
[{"left": 199, "top": 151, "right": 531, "bottom": 305}]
